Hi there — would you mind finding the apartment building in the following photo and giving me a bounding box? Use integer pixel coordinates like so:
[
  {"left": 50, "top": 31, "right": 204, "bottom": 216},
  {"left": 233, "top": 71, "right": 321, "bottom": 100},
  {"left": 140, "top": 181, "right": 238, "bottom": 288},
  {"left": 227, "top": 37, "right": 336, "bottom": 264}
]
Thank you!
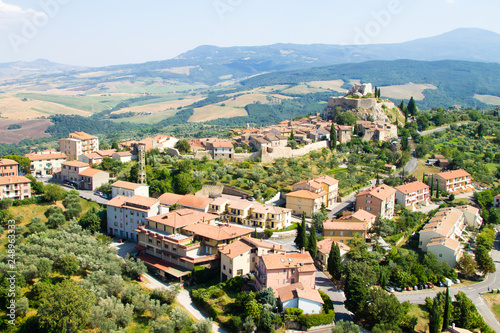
[
  {"left": 111, "top": 180, "right": 149, "bottom": 198},
  {"left": 106, "top": 195, "right": 160, "bottom": 241},
  {"left": 337, "top": 209, "right": 377, "bottom": 229},
  {"left": 59, "top": 131, "right": 99, "bottom": 160},
  {"left": 431, "top": 169, "right": 472, "bottom": 193},
  {"left": 25, "top": 151, "right": 67, "bottom": 177},
  {"left": 135, "top": 209, "right": 251, "bottom": 278},
  {"left": 418, "top": 206, "right": 482, "bottom": 267},
  {"left": 0, "top": 176, "right": 31, "bottom": 200},
  {"left": 219, "top": 237, "right": 286, "bottom": 281},
  {"left": 0, "top": 159, "right": 18, "bottom": 177},
  {"left": 286, "top": 190, "right": 324, "bottom": 217},
  {"left": 59, "top": 161, "right": 89, "bottom": 184},
  {"left": 293, "top": 175, "right": 339, "bottom": 208},
  {"left": 78, "top": 168, "right": 109, "bottom": 191},
  {"left": 255, "top": 251, "right": 316, "bottom": 291},
  {"left": 395, "top": 181, "right": 430, "bottom": 210},
  {"left": 355, "top": 185, "right": 397, "bottom": 220}
]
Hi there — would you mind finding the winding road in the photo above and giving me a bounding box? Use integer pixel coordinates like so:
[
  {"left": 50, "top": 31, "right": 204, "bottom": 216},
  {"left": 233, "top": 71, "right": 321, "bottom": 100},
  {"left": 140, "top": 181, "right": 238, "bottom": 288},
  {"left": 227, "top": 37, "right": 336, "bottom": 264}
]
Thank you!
[{"left": 396, "top": 233, "right": 500, "bottom": 332}]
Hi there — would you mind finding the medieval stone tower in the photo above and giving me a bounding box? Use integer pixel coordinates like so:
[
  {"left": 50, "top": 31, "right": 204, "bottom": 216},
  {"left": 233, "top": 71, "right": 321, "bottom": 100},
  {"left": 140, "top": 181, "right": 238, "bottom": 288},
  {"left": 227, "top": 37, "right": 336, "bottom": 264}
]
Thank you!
[{"left": 137, "top": 143, "right": 146, "bottom": 184}]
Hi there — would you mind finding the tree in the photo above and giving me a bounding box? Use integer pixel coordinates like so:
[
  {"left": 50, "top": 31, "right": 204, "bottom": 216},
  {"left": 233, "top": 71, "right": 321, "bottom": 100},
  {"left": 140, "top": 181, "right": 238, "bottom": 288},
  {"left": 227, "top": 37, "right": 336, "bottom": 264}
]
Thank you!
[
  {"left": 477, "top": 123, "right": 486, "bottom": 138},
  {"left": 457, "top": 253, "right": 476, "bottom": 277},
  {"left": 452, "top": 291, "right": 493, "bottom": 333},
  {"left": 407, "top": 96, "right": 417, "bottom": 116},
  {"left": 43, "top": 184, "right": 66, "bottom": 203},
  {"left": 294, "top": 212, "right": 307, "bottom": 250},
  {"left": 47, "top": 213, "right": 66, "bottom": 229},
  {"left": 78, "top": 209, "right": 102, "bottom": 233},
  {"left": 430, "top": 175, "right": 434, "bottom": 197},
  {"left": 476, "top": 244, "right": 496, "bottom": 274},
  {"left": 328, "top": 242, "right": 342, "bottom": 280},
  {"left": 111, "top": 142, "right": 120, "bottom": 151},
  {"left": 332, "top": 319, "right": 360, "bottom": 333},
  {"left": 192, "top": 318, "right": 212, "bottom": 333},
  {"left": 57, "top": 254, "right": 80, "bottom": 277},
  {"left": 169, "top": 306, "right": 190, "bottom": 331},
  {"left": 174, "top": 139, "right": 191, "bottom": 154},
  {"left": 330, "top": 125, "right": 337, "bottom": 150},
  {"left": 4, "top": 154, "right": 30, "bottom": 174},
  {"left": 344, "top": 274, "right": 368, "bottom": 315},
  {"left": 308, "top": 224, "right": 317, "bottom": 260},
  {"left": 25, "top": 174, "right": 44, "bottom": 194},
  {"left": 29, "top": 216, "right": 48, "bottom": 234},
  {"left": 37, "top": 279, "right": 96, "bottom": 333},
  {"left": 442, "top": 287, "right": 451, "bottom": 332}
]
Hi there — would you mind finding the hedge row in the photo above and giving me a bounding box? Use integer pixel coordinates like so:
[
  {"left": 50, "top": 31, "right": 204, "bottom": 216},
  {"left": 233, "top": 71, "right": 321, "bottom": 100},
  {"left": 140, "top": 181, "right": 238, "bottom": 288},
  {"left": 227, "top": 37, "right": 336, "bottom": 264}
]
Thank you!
[{"left": 297, "top": 311, "right": 335, "bottom": 329}]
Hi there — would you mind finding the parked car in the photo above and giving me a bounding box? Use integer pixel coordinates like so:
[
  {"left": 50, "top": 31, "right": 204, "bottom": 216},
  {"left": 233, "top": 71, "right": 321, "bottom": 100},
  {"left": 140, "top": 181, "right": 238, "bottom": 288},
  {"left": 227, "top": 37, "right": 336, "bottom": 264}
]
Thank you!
[
  {"left": 247, "top": 197, "right": 255, "bottom": 201},
  {"left": 414, "top": 285, "right": 419, "bottom": 291},
  {"left": 385, "top": 286, "right": 395, "bottom": 293},
  {"left": 438, "top": 281, "right": 444, "bottom": 287},
  {"left": 427, "top": 283, "right": 434, "bottom": 289},
  {"left": 394, "top": 286, "right": 402, "bottom": 292},
  {"left": 455, "top": 279, "right": 461, "bottom": 284}
]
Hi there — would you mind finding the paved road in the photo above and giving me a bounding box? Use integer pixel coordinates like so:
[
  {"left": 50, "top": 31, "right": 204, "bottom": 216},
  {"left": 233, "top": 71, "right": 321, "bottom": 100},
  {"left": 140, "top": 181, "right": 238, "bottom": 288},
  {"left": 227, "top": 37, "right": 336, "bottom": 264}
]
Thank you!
[
  {"left": 396, "top": 233, "right": 500, "bottom": 332},
  {"left": 315, "top": 270, "right": 353, "bottom": 322},
  {"left": 420, "top": 122, "right": 468, "bottom": 136}
]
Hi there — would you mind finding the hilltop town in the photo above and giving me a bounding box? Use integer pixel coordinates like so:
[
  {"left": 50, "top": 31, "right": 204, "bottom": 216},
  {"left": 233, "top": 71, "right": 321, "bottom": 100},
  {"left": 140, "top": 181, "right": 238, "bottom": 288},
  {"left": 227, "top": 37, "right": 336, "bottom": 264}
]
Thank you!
[{"left": 1, "top": 84, "right": 500, "bottom": 333}]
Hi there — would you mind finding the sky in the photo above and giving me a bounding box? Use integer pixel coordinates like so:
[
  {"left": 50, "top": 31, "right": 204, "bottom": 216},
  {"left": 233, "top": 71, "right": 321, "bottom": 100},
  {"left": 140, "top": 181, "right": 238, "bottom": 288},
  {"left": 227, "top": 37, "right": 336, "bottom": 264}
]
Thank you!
[{"left": 0, "top": 0, "right": 499, "bottom": 67}]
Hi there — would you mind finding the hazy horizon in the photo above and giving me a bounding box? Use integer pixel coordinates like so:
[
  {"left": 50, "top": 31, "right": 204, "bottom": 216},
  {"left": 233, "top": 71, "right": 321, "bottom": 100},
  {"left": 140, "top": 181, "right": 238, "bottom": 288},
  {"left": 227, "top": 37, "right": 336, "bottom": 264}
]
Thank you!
[{"left": 1, "top": 0, "right": 500, "bottom": 67}]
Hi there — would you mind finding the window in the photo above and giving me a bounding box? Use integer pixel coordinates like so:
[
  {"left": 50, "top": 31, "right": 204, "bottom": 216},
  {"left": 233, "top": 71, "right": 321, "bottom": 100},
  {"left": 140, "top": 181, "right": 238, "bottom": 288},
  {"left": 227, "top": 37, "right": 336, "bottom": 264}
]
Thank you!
[
  {"left": 229, "top": 269, "right": 232, "bottom": 274},
  {"left": 148, "top": 238, "right": 153, "bottom": 243},
  {"left": 340, "top": 231, "right": 344, "bottom": 236},
  {"left": 330, "top": 231, "right": 333, "bottom": 236},
  {"left": 439, "top": 254, "right": 442, "bottom": 257},
  {"left": 283, "top": 269, "right": 286, "bottom": 273},
  {"left": 237, "top": 269, "right": 243, "bottom": 275},
  {"left": 283, "top": 279, "right": 285, "bottom": 284},
  {"left": 291, "top": 269, "right": 295, "bottom": 274},
  {"left": 223, "top": 265, "right": 226, "bottom": 270},
  {"left": 291, "top": 278, "right": 295, "bottom": 284},
  {"left": 114, "top": 222, "right": 118, "bottom": 226}
]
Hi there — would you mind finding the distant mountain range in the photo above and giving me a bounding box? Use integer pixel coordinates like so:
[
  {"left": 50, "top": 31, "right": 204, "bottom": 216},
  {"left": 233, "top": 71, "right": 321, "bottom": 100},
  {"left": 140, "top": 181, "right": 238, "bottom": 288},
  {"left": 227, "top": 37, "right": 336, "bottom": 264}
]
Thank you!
[{"left": 2, "top": 28, "right": 500, "bottom": 85}]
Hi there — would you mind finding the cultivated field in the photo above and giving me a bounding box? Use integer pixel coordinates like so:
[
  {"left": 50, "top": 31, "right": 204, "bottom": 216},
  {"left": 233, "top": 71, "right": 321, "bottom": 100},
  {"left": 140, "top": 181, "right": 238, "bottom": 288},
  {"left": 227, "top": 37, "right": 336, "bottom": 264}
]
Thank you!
[
  {"left": 111, "top": 96, "right": 204, "bottom": 115},
  {"left": 0, "top": 118, "right": 52, "bottom": 143},
  {"left": 380, "top": 83, "right": 438, "bottom": 100},
  {"left": 0, "top": 96, "right": 91, "bottom": 119},
  {"left": 474, "top": 94, "right": 500, "bottom": 105},
  {"left": 281, "top": 84, "right": 328, "bottom": 95},
  {"left": 111, "top": 109, "right": 180, "bottom": 124},
  {"left": 308, "top": 80, "right": 347, "bottom": 92},
  {"left": 189, "top": 104, "right": 248, "bottom": 122},
  {"left": 252, "top": 85, "right": 291, "bottom": 93},
  {"left": 223, "top": 93, "right": 270, "bottom": 107}
]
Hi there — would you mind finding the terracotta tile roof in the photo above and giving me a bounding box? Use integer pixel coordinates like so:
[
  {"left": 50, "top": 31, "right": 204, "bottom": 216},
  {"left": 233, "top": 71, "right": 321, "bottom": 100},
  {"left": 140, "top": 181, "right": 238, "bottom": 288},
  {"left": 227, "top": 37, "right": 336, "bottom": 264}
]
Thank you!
[
  {"left": 396, "top": 181, "right": 429, "bottom": 195},
  {"left": 0, "top": 176, "right": 31, "bottom": 186},
  {"left": 286, "top": 190, "right": 322, "bottom": 199},
  {"left": 112, "top": 180, "right": 144, "bottom": 190},
  {"left": 427, "top": 237, "right": 461, "bottom": 252},
  {"left": 323, "top": 220, "right": 367, "bottom": 231},
  {"left": 0, "top": 158, "right": 18, "bottom": 167},
  {"left": 314, "top": 175, "right": 339, "bottom": 186},
  {"left": 62, "top": 160, "right": 89, "bottom": 168},
  {"left": 219, "top": 240, "right": 252, "bottom": 258},
  {"left": 436, "top": 169, "right": 470, "bottom": 180},
  {"left": 340, "top": 209, "right": 376, "bottom": 223},
  {"left": 456, "top": 205, "right": 480, "bottom": 216},
  {"left": 113, "top": 151, "right": 134, "bottom": 157},
  {"left": 78, "top": 168, "right": 105, "bottom": 177},
  {"left": 82, "top": 152, "right": 102, "bottom": 159},
  {"left": 210, "top": 197, "right": 229, "bottom": 206},
  {"left": 251, "top": 202, "right": 291, "bottom": 215},
  {"left": 25, "top": 153, "right": 67, "bottom": 161},
  {"left": 212, "top": 141, "right": 234, "bottom": 148},
  {"left": 97, "top": 149, "right": 117, "bottom": 157},
  {"left": 177, "top": 195, "right": 213, "bottom": 210},
  {"left": 183, "top": 223, "right": 251, "bottom": 241},
  {"left": 260, "top": 252, "right": 315, "bottom": 271},
  {"left": 147, "top": 209, "right": 218, "bottom": 229},
  {"left": 241, "top": 237, "right": 285, "bottom": 251},
  {"left": 421, "top": 207, "right": 464, "bottom": 237},
  {"left": 495, "top": 194, "right": 500, "bottom": 199},
  {"left": 69, "top": 131, "right": 97, "bottom": 140},
  {"left": 317, "top": 238, "right": 351, "bottom": 255},
  {"left": 107, "top": 195, "right": 159, "bottom": 210},
  {"left": 227, "top": 199, "right": 254, "bottom": 211},
  {"left": 357, "top": 185, "right": 396, "bottom": 201},
  {"left": 158, "top": 193, "right": 184, "bottom": 205}
]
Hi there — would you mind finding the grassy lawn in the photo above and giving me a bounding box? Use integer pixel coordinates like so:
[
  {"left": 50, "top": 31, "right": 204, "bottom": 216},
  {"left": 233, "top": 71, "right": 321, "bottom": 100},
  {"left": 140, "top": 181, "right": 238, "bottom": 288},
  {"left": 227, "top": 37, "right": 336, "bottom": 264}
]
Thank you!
[
  {"left": 411, "top": 163, "right": 442, "bottom": 181},
  {"left": 407, "top": 304, "right": 429, "bottom": 333},
  {"left": 0, "top": 199, "right": 101, "bottom": 254},
  {"left": 482, "top": 293, "right": 500, "bottom": 321}
]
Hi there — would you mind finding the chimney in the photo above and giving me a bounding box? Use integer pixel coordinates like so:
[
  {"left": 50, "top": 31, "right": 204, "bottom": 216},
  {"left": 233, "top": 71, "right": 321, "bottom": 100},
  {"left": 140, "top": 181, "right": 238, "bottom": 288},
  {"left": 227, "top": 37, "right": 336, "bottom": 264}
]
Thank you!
[{"left": 229, "top": 249, "right": 231, "bottom": 254}]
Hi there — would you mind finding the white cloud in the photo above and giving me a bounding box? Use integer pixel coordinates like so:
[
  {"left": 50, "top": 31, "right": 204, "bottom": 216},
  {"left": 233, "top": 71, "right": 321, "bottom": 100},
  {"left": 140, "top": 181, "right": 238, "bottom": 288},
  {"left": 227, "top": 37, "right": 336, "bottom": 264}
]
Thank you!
[{"left": 0, "top": 1, "right": 44, "bottom": 29}]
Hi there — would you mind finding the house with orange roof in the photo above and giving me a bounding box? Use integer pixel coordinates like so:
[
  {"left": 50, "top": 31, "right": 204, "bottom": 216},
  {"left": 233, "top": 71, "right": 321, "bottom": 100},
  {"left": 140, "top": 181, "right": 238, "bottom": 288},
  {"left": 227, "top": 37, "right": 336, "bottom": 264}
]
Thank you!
[
  {"left": 112, "top": 151, "right": 136, "bottom": 163},
  {"left": 78, "top": 168, "right": 109, "bottom": 191},
  {"left": 293, "top": 175, "right": 339, "bottom": 209},
  {"left": 207, "top": 141, "right": 235, "bottom": 160},
  {"left": 107, "top": 195, "right": 160, "bottom": 241},
  {"left": 316, "top": 238, "right": 351, "bottom": 268},
  {"left": 0, "top": 176, "right": 31, "bottom": 200},
  {"left": 78, "top": 152, "right": 104, "bottom": 165},
  {"left": 0, "top": 158, "right": 19, "bottom": 177},
  {"left": 323, "top": 220, "right": 368, "bottom": 244},
  {"left": 494, "top": 194, "right": 500, "bottom": 208},
  {"left": 59, "top": 160, "right": 89, "bottom": 184},
  {"left": 177, "top": 195, "right": 213, "bottom": 212},
  {"left": 286, "top": 190, "right": 324, "bottom": 217},
  {"left": 25, "top": 152, "right": 67, "bottom": 177},
  {"left": 355, "top": 185, "right": 397, "bottom": 220},
  {"left": 431, "top": 169, "right": 472, "bottom": 194},
  {"left": 59, "top": 131, "right": 99, "bottom": 160},
  {"left": 395, "top": 181, "right": 430, "bottom": 210},
  {"left": 111, "top": 180, "right": 149, "bottom": 198},
  {"left": 255, "top": 250, "right": 316, "bottom": 291},
  {"left": 219, "top": 237, "right": 287, "bottom": 281},
  {"left": 276, "top": 282, "right": 324, "bottom": 314},
  {"left": 338, "top": 209, "right": 377, "bottom": 229}
]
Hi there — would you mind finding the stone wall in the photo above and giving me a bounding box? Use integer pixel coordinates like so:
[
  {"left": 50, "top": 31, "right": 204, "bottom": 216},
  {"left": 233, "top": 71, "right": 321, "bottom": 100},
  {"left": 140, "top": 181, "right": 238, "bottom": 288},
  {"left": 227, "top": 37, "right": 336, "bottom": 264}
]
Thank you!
[
  {"left": 194, "top": 150, "right": 213, "bottom": 160},
  {"left": 261, "top": 141, "right": 328, "bottom": 163},
  {"left": 166, "top": 147, "right": 180, "bottom": 157},
  {"left": 195, "top": 185, "right": 224, "bottom": 197},
  {"left": 327, "top": 97, "right": 377, "bottom": 110}
]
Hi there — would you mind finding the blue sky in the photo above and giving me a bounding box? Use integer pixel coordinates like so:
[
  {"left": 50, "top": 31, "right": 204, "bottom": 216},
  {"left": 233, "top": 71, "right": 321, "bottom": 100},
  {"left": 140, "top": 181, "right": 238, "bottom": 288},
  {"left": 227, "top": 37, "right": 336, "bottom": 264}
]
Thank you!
[{"left": 0, "top": 0, "right": 499, "bottom": 67}]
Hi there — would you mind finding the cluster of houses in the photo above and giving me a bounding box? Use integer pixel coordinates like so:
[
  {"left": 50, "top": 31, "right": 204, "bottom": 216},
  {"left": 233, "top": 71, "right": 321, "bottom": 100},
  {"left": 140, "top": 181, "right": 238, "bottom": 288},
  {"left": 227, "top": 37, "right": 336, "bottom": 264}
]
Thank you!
[{"left": 0, "top": 158, "right": 31, "bottom": 200}]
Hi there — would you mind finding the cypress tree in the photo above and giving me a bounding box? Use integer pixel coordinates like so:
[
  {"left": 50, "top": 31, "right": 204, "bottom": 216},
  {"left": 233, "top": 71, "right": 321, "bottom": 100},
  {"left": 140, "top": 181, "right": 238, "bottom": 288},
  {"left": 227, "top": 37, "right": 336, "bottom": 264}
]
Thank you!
[
  {"left": 330, "top": 124, "right": 337, "bottom": 150},
  {"left": 308, "top": 224, "right": 317, "bottom": 260},
  {"left": 430, "top": 175, "right": 434, "bottom": 197},
  {"left": 407, "top": 96, "right": 417, "bottom": 116},
  {"left": 328, "top": 242, "right": 342, "bottom": 280},
  {"left": 295, "top": 212, "right": 307, "bottom": 250},
  {"left": 442, "top": 287, "right": 451, "bottom": 331}
]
